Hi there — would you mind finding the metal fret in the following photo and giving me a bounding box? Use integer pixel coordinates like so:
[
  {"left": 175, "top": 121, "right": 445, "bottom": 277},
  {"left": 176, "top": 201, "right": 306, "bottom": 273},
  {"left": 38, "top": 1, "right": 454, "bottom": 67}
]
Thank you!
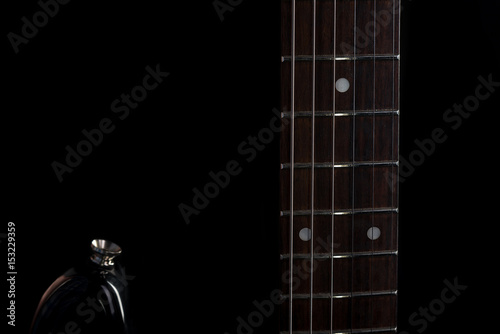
[
  {"left": 281, "top": 54, "right": 400, "bottom": 62},
  {"left": 281, "top": 109, "right": 399, "bottom": 118},
  {"left": 280, "top": 328, "right": 397, "bottom": 334},
  {"left": 281, "top": 160, "right": 398, "bottom": 169},
  {"left": 280, "top": 208, "right": 398, "bottom": 217},
  {"left": 281, "top": 290, "right": 397, "bottom": 300},
  {"left": 280, "top": 250, "right": 397, "bottom": 260}
]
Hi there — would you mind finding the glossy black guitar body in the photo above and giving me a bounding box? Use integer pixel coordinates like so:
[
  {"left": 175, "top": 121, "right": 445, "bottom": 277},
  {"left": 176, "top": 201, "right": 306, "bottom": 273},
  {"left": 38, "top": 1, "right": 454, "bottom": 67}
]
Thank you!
[{"left": 30, "top": 240, "right": 132, "bottom": 334}]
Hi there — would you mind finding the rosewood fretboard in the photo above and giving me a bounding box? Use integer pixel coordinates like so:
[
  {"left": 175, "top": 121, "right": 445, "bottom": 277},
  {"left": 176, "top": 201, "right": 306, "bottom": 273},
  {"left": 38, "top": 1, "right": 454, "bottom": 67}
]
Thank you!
[{"left": 279, "top": 0, "right": 400, "bottom": 333}]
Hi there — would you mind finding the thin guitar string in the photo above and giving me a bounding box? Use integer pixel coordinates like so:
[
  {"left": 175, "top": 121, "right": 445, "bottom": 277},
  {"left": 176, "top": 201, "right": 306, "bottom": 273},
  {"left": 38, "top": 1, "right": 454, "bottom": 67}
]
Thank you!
[
  {"left": 289, "top": 1, "right": 296, "bottom": 333},
  {"left": 330, "top": 1, "right": 337, "bottom": 334},
  {"left": 393, "top": 4, "right": 397, "bottom": 210},
  {"left": 351, "top": 0, "right": 357, "bottom": 331},
  {"left": 310, "top": 0, "right": 317, "bottom": 333},
  {"left": 393, "top": 1, "right": 399, "bottom": 327},
  {"left": 371, "top": 0, "right": 377, "bottom": 332}
]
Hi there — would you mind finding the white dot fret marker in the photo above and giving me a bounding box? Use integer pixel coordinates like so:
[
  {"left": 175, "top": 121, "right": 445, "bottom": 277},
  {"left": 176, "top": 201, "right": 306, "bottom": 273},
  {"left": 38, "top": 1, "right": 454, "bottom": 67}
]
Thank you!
[
  {"left": 336, "top": 78, "right": 350, "bottom": 93},
  {"left": 367, "top": 227, "right": 381, "bottom": 240},
  {"left": 299, "top": 228, "right": 312, "bottom": 241}
]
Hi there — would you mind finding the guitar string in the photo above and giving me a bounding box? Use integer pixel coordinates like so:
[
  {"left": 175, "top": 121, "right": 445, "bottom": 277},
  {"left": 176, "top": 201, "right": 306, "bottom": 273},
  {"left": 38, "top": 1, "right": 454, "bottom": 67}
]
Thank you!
[
  {"left": 351, "top": 0, "right": 357, "bottom": 331},
  {"left": 289, "top": 1, "right": 296, "bottom": 333},
  {"left": 393, "top": 1, "right": 398, "bottom": 328},
  {"left": 331, "top": 1, "right": 337, "bottom": 334},
  {"left": 371, "top": 0, "right": 377, "bottom": 332},
  {"left": 310, "top": 0, "right": 317, "bottom": 333}
]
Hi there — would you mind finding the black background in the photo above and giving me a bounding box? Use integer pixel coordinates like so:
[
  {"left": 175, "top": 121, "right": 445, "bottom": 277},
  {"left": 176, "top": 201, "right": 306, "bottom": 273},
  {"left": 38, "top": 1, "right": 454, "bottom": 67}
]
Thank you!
[{"left": 2, "top": 0, "right": 499, "bottom": 333}]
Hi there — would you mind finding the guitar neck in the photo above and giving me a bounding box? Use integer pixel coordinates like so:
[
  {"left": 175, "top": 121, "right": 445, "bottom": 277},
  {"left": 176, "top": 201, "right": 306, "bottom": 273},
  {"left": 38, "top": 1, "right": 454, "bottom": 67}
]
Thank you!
[{"left": 279, "top": 0, "right": 400, "bottom": 333}]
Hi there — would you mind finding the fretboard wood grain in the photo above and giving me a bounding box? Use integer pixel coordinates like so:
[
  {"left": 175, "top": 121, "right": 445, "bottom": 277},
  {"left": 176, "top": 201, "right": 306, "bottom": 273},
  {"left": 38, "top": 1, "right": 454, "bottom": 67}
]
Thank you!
[{"left": 279, "top": 0, "right": 401, "bottom": 333}]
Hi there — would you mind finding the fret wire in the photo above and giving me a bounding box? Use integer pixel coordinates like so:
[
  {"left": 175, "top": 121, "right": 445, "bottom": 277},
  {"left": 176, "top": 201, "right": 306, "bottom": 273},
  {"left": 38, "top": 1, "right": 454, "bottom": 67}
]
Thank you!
[
  {"left": 280, "top": 250, "right": 398, "bottom": 260},
  {"left": 280, "top": 160, "right": 399, "bottom": 169},
  {"left": 280, "top": 328, "right": 397, "bottom": 334},
  {"left": 281, "top": 109, "right": 400, "bottom": 118},
  {"left": 280, "top": 208, "right": 399, "bottom": 217},
  {"left": 281, "top": 290, "right": 398, "bottom": 300},
  {"left": 289, "top": 1, "right": 296, "bottom": 334},
  {"left": 281, "top": 54, "right": 400, "bottom": 62}
]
